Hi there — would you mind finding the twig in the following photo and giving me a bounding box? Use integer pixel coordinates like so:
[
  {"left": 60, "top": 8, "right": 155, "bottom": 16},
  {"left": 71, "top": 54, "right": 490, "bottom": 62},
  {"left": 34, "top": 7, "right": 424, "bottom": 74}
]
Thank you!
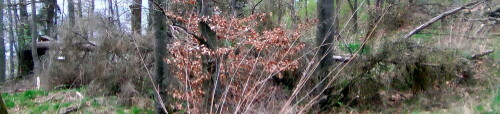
[
  {"left": 251, "top": 0, "right": 264, "bottom": 14},
  {"left": 469, "top": 50, "right": 494, "bottom": 60},
  {"left": 171, "top": 24, "right": 209, "bottom": 46},
  {"left": 404, "top": 0, "right": 484, "bottom": 39}
]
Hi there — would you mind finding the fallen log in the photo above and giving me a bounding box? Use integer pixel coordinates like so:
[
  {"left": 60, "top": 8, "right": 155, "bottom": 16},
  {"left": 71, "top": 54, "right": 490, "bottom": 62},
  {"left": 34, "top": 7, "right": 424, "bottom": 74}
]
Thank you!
[
  {"left": 332, "top": 55, "right": 352, "bottom": 62},
  {"left": 469, "top": 50, "right": 494, "bottom": 60},
  {"left": 404, "top": 0, "right": 484, "bottom": 39},
  {"left": 36, "top": 41, "right": 96, "bottom": 51}
]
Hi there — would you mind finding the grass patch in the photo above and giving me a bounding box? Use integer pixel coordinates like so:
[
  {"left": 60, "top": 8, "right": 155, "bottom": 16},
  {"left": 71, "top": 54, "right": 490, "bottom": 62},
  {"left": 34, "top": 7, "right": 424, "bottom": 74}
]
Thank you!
[
  {"left": 2, "top": 87, "right": 153, "bottom": 113},
  {"left": 411, "top": 33, "right": 433, "bottom": 39},
  {"left": 340, "top": 42, "right": 371, "bottom": 54}
]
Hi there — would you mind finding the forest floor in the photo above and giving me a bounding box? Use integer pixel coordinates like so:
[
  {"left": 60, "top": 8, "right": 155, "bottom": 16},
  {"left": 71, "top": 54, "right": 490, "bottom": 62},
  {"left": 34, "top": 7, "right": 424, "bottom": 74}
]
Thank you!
[{"left": 0, "top": 77, "right": 154, "bottom": 114}]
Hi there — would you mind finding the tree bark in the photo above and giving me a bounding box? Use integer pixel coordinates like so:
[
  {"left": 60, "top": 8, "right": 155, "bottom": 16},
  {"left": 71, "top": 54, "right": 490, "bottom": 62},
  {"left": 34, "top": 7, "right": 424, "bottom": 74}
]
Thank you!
[
  {"left": 147, "top": 0, "right": 153, "bottom": 31},
  {"left": 114, "top": 0, "right": 122, "bottom": 29},
  {"left": 0, "top": 93, "right": 7, "bottom": 114},
  {"left": 68, "top": 0, "right": 76, "bottom": 27},
  {"left": 347, "top": 0, "right": 358, "bottom": 32},
  {"left": 0, "top": 0, "right": 6, "bottom": 82},
  {"left": 230, "top": 0, "right": 246, "bottom": 17},
  {"left": 197, "top": 0, "right": 223, "bottom": 112},
  {"left": 90, "top": 0, "right": 95, "bottom": 15},
  {"left": 77, "top": 0, "right": 83, "bottom": 17},
  {"left": 44, "top": 0, "right": 57, "bottom": 37},
  {"left": 290, "top": 0, "right": 297, "bottom": 29},
  {"left": 152, "top": 0, "right": 173, "bottom": 113},
  {"left": 108, "top": 0, "right": 114, "bottom": 16},
  {"left": 30, "top": 0, "right": 39, "bottom": 73},
  {"left": 7, "top": 0, "right": 16, "bottom": 78},
  {"left": 19, "top": 0, "right": 28, "bottom": 43},
  {"left": 130, "top": 0, "right": 142, "bottom": 34},
  {"left": 316, "top": 0, "right": 336, "bottom": 94},
  {"left": 16, "top": 0, "right": 31, "bottom": 76},
  {"left": 0, "top": 0, "right": 7, "bottom": 109},
  {"left": 334, "top": 0, "right": 341, "bottom": 30}
]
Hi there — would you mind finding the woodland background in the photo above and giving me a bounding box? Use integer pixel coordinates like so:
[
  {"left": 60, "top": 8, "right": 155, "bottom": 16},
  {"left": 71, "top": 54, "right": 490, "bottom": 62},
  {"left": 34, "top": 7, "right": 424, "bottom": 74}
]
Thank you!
[{"left": 0, "top": 0, "right": 498, "bottom": 113}]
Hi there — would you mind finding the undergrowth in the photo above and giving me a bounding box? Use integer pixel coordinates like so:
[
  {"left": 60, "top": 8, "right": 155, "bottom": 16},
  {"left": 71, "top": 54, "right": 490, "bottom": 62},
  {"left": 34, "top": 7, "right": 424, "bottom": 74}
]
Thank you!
[{"left": 2, "top": 87, "right": 153, "bottom": 113}]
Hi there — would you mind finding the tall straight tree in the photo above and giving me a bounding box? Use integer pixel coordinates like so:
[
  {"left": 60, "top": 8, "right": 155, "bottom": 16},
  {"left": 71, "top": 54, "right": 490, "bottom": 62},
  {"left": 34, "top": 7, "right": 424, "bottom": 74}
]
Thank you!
[
  {"left": 7, "top": 0, "right": 16, "bottom": 78},
  {"left": 114, "top": 0, "right": 122, "bottom": 29},
  {"left": 147, "top": 0, "right": 153, "bottom": 31},
  {"left": 108, "top": 0, "right": 114, "bottom": 16},
  {"left": 77, "top": 0, "right": 83, "bottom": 17},
  {"left": 44, "top": 0, "right": 57, "bottom": 36},
  {"left": 19, "top": 0, "right": 29, "bottom": 37},
  {"left": 90, "top": 0, "right": 95, "bottom": 15},
  {"left": 0, "top": 0, "right": 6, "bottom": 82},
  {"left": 130, "top": 0, "right": 142, "bottom": 34},
  {"left": 197, "top": 0, "right": 223, "bottom": 112},
  {"left": 19, "top": 0, "right": 28, "bottom": 26},
  {"left": 315, "top": 0, "right": 336, "bottom": 93},
  {"left": 18, "top": 0, "right": 30, "bottom": 76},
  {"left": 0, "top": 0, "right": 8, "bottom": 111},
  {"left": 152, "top": 0, "right": 173, "bottom": 113},
  {"left": 30, "top": 0, "right": 39, "bottom": 72},
  {"left": 348, "top": 0, "right": 359, "bottom": 32},
  {"left": 68, "top": 0, "right": 76, "bottom": 27},
  {"left": 290, "top": 0, "right": 297, "bottom": 29}
]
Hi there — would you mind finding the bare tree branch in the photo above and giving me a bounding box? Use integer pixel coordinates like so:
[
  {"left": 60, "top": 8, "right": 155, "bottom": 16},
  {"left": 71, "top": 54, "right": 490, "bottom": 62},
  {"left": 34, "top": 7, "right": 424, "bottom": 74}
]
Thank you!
[
  {"left": 469, "top": 50, "right": 494, "bottom": 60},
  {"left": 404, "top": 0, "right": 484, "bottom": 39}
]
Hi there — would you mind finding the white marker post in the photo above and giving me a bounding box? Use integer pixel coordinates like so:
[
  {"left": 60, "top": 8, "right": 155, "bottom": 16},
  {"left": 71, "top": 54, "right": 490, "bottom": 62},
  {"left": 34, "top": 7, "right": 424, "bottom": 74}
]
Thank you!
[{"left": 37, "top": 76, "right": 40, "bottom": 89}]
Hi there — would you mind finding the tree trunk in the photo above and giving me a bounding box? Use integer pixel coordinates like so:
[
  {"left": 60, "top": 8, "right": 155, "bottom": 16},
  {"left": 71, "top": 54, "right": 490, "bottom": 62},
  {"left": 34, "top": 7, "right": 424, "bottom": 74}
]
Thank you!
[
  {"left": 77, "top": 0, "right": 83, "bottom": 17},
  {"left": 0, "top": 93, "right": 7, "bottom": 113},
  {"left": 230, "top": 0, "right": 246, "bottom": 17},
  {"left": 7, "top": 0, "right": 16, "bottom": 78},
  {"left": 114, "top": 0, "right": 122, "bottom": 29},
  {"left": 316, "top": 0, "right": 336, "bottom": 94},
  {"left": 16, "top": 0, "right": 30, "bottom": 76},
  {"left": 68, "top": 0, "right": 76, "bottom": 27},
  {"left": 347, "top": 0, "right": 359, "bottom": 32},
  {"left": 0, "top": 0, "right": 7, "bottom": 109},
  {"left": 334, "top": 0, "right": 341, "bottom": 31},
  {"left": 90, "top": 0, "right": 95, "bottom": 15},
  {"left": 197, "top": 0, "right": 223, "bottom": 112},
  {"left": 152, "top": 0, "right": 173, "bottom": 113},
  {"left": 44, "top": 0, "right": 57, "bottom": 37},
  {"left": 147, "top": 0, "right": 153, "bottom": 31},
  {"left": 30, "top": 0, "right": 39, "bottom": 73},
  {"left": 376, "top": 0, "right": 383, "bottom": 8},
  {"left": 130, "top": 0, "right": 142, "bottom": 34},
  {"left": 108, "top": 0, "right": 114, "bottom": 16},
  {"left": 19, "top": 0, "right": 29, "bottom": 36},
  {"left": 0, "top": 0, "right": 6, "bottom": 82},
  {"left": 290, "top": 0, "right": 297, "bottom": 29}
]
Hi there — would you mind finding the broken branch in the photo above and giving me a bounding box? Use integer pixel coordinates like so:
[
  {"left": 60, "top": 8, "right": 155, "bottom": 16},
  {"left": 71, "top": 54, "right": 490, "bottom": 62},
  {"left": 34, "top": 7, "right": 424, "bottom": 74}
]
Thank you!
[
  {"left": 404, "top": 0, "right": 484, "bottom": 39},
  {"left": 469, "top": 50, "right": 494, "bottom": 60}
]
